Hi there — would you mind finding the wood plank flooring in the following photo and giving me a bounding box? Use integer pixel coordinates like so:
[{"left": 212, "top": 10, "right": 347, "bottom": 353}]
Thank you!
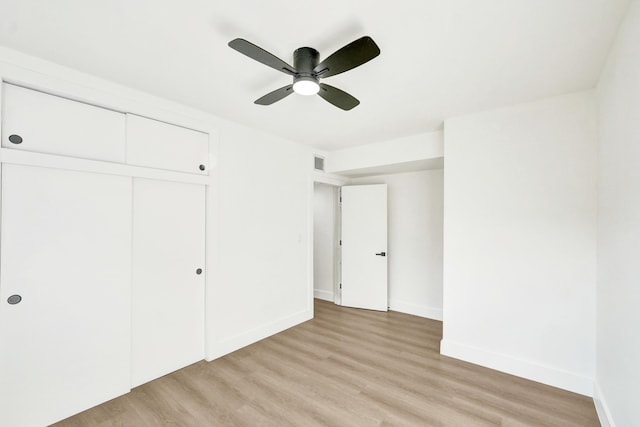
[{"left": 54, "top": 299, "right": 599, "bottom": 426}]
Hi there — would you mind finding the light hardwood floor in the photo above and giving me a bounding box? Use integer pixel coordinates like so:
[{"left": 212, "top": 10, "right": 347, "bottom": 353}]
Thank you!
[{"left": 54, "top": 299, "right": 599, "bottom": 426}]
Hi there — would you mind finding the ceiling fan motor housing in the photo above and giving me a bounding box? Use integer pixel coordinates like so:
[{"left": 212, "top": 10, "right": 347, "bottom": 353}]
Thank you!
[{"left": 293, "top": 47, "right": 320, "bottom": 86}]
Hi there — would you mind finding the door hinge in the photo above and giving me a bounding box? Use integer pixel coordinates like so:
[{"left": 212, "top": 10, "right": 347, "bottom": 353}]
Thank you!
[
  {"left": 339, "top": 283, "right": 342, "bottom": 289},
  {"left": 339, "top": 240, "right": 342, "bottom": 246}
]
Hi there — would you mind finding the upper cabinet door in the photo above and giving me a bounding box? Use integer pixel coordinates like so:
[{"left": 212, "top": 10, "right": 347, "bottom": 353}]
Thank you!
[
  {"left": 1, "top": 83, "right": 126, "bottom": 163},
  {"left": 126, "top": 114, "right": 209, "bottom": 175}
]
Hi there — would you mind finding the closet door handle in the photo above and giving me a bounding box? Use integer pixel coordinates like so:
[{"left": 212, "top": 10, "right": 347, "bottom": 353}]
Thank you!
[
  {"left": 7, "top": 294, "right": 22, "bottom": 305},
  {"left": 8, "top": 134, "right": 23, "bottom": 144},
  {"left": 375, "top": 252, "right": 386, "bottom": 257}
]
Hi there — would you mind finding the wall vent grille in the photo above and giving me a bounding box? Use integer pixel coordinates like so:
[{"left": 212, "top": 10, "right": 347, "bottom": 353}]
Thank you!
[{"left": 314, "top": 156, "right": 325, "bottom": 171}]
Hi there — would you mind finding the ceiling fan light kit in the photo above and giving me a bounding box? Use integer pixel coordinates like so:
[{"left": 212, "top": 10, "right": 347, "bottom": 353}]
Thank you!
[
  {"left": 293, "top": 77, "right": 319, "bottom": 96},
  {"left": 228, "top": 36, "right": 380, "bottom": 110}
]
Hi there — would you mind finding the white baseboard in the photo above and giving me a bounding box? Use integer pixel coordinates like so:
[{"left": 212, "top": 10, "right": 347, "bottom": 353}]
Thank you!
[
  {"left": 389, "top": 299, "right": 443, "bottom": 321},
  {"left": 440, "top": 339, "right": 593, "bottom": 396},
  {"left": 314, "top": 289, "right": 334, "bottom": 302},
  {"left": 593, "top": 381, "right": 615, "bottom": 427},
  {"left": 206, "top": 309, "right": 312, "bottom": 361}
]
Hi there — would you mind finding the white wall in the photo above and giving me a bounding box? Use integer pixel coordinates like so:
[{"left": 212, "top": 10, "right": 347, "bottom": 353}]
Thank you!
[
  {"left": 595, "top": 2, "right": 640, "bottom": 425},
  {"left": 325, "top": 131, "right": 443, "bottom": 175},
  {"left": 441, "top": 91, "right": 597, "bottom": 396},
  {"left": 313, "top": 182, "right": 337, "bottom": 302},
  {"left": 351, "top": 169, "right": 444, "bottom": 320},
  {"left": 208, "top": 120, "right": 313, "bottom": 358}
]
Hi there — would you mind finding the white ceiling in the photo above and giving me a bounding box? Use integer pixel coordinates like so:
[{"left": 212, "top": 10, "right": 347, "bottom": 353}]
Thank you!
[{"left": 0, "top": 0, "right": 629, "bottom": 151}]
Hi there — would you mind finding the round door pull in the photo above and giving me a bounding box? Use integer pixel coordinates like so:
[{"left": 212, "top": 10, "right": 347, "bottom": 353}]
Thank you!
[
  {"left": 7, "top": 295, "right": 22, "bottom": 305},
  {"left": 199, "top": 164, "right": 206, "bottom": 171},
  {"left": 196, "top": 268, "right": 203, "bottom": 275},
  {"left": 8, "top": 134, "right": 23, "bottom": 144}
]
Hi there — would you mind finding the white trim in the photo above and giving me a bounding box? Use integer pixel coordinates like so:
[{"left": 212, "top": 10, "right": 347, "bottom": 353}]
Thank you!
[
  {"left": 314, "top": 289, "right": 334, "bottom": 302},
  {"left": 205, "top": 309, "right": 313, "bottom": 361},
  {"left": 311, "top": 171, "right": 350, "bottom": 187},
  {"left": 440, "top": 339, "right": 594, "bottom": 396},
  {"left": 308, "top": 173, "right": 349, "bottom": 317},
  {"left": 389, "top": 299, "right": 443, "bottom": 321},
  {"left": 594, "top": 381, "right": 615, "bottom": 427},
  {"left": 0, "top": 148, "right": 210, "bottom": 185},
  {"left": 204, "top": 157, "right": 219, "bottom": 361},
  {"left": 308, "top": 177, "right": 315, "bottom": 316}
]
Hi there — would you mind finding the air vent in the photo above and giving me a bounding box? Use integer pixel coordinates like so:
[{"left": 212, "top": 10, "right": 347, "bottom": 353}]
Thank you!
[{"left": 314, "top": 156, "right": 325, "bottom": 171}]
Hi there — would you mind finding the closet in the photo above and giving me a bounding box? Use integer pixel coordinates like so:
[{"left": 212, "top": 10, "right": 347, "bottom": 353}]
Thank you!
[{"left": 0, "top": 83, "right": 210, "bottom": 427}]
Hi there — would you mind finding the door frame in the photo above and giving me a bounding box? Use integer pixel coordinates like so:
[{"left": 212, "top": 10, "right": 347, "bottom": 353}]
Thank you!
[{"left": 309, "top": 172, "right": 349, "bottom": 314}]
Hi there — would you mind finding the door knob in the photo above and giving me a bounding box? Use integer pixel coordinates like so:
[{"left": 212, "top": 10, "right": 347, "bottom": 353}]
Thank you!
[
  {"left": 375, "top": 252, "right": 386, "bottom": 257},
  {"left": 196, "top": 268, "right": 203, "bottom": 275}
]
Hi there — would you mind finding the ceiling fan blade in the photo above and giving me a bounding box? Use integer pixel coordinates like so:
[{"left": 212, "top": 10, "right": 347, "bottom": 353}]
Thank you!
[
  {"left": 254, "top": 85, "right": 294, "bottom": 105},
  {"left": 317, "top": 83, "right": 360, "bottom": 110},
  {"left": 314, "top": 36, "right": 380, "bottom": 79},
  {"left": 228, "top": 38, "right": 297, "bottom": 76}
]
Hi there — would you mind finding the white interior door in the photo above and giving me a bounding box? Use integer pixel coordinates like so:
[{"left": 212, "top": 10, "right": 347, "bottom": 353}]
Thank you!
[
  {"left": 0, "top": 164, "right": 132, "bottom": 427},
  {"left": 131, "top": 178, "right": 206, "bottom": 387},
  {"left": 341, "top": 184, "right": 388, "bottom": 311}
]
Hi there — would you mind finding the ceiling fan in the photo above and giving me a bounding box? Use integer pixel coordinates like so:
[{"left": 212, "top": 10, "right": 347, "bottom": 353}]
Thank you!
[{"left": 228, "top": 36, "right": 380, "bottom": 111}]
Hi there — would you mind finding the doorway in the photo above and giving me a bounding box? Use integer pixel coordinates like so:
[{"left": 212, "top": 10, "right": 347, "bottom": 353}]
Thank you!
[{"left": 313, "top": 182, "right": 341, "bottom": 305}]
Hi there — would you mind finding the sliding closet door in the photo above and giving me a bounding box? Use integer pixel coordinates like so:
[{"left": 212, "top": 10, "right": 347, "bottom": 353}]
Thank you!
[
  {"left": 131, "top": 178, "right": 206, "bottom": 387},
  {"left": 0, "top": 165, "right": 132, "bottom": 427}
]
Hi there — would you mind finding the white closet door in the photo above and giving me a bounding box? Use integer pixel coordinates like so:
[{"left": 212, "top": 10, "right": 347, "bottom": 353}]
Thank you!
[
  {"left": 2, "top": 83, "right": 126, "bottom": 163},
  {"left": 131, "top": 178, "right": 205, "bottom": 387},
  {"left": 0, "top": 165, "right": 132, "bottom": 427},
  {"left": 126, "top": 114, "right": 209, "bottom": 175}
]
